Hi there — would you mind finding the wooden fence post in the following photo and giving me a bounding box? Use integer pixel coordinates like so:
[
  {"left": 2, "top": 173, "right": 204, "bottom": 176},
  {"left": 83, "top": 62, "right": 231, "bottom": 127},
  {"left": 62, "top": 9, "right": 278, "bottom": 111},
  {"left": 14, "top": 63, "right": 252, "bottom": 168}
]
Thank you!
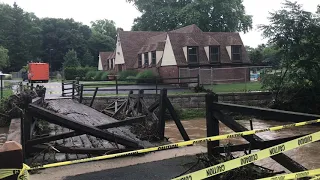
[
  {"left": 61, "top": 81, "right": 65, "bottom": 97},
  {"left": 90, "top": 87, "right": 99, "bottom": 107},
  {"left": 72, "top": 81, "right": 75, "bottom": 99},
  {"left": 116, "top": 77, "right": 119, "bottom": 95},
  {"left": 158, "top": 89, "right": 167, "bottom": 139},
  {"left": 79, "top": 84, "right": 84, "bottom": 103},
  {"left": 138, "top": 89, "right": 144, "bottom": 114},
  {"left": 206, "top": 93, "right": 219, "bottom": 157},
  {"left": 21, "top": 110, "right": 32, "bottom": 161},
  {"left": 0, "top": 141, "right": 23, "bottom": 180}
]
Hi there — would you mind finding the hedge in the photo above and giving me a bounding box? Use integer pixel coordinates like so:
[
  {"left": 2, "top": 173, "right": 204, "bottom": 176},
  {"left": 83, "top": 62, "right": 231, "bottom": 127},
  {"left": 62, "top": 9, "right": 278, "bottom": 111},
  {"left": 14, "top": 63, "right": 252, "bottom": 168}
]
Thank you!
[
  {"left": 118, "top": 70, "right": 138, "bottom": 81},
  {"left": 64, "top": 66, "right": 95, "bottom": 80},
  {"left": 136, "top": 70, "right": 158, "bottom": 83}
]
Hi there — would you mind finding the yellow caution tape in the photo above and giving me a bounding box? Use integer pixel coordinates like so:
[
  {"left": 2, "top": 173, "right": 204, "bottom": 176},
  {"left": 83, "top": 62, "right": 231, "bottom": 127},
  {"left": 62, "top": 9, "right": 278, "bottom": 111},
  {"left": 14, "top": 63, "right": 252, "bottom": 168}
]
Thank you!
[
  {"left": 0, "top": 164, "right": 30, "bottom": 180},
  {"left": 172, "top": 131, "right": 320, "bottom": 180},
  {"left": 28, "top": 119, "right": 320, "bottom": 170},
  {"left": 311, "top": 176, "right": 320, "bottom": 180},
  {"left": 257, "top": 168, "right": 320, "bottom": 180}
]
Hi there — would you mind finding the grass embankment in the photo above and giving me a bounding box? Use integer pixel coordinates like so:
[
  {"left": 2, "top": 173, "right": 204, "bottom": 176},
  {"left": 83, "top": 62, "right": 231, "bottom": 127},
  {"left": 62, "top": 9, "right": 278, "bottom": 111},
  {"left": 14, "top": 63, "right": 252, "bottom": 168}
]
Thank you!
[
  {"left": 205, "top": 82, "right": 263, "bottom": 93},
  {"left": 2, "top": 81, "right": 13, "bottom": 98}
]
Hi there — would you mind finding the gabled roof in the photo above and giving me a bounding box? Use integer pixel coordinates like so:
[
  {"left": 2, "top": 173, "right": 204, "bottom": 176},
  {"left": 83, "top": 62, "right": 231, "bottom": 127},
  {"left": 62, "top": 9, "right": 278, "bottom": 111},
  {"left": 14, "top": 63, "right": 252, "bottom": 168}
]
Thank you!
[
  {"left": 118, "top": 31, "right": 164, "bottom": 68},
  {"left": 168, "top": 32, "right": 250, "bottom": 65},
  {"left": 99, "top": 52, "right": 113, "bottom": 69},
  {"left": 118, "top": 24, "right": 250, "bottom": 68}
]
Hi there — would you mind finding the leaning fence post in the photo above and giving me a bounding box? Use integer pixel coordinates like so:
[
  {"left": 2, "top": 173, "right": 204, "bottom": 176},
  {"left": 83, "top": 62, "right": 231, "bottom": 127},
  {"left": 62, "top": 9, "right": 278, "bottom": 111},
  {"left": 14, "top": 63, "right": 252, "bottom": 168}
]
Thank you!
[
  {"left": 137, "top": 89, "right": 144, "bottom": 114},
  {"left": 115, "top": 77, "right": 119, "bottom": 95},
  {"left": 72, "top": 81, "right": 75, "bottom": 99},
  {"left": 90, "top": 87, "right": 99, "bottom": 107},
  {"left": 79, "top": 84, "right": 84, "bottom": 103},
  {"left": 61, "top": 81, "right": 64, "bottom": 97},
  {"left": 206, "top": 93, "right": 219, "bottom": 157},
  {"left": 158, "top": 89, "right": 167, "bottom": 140}
]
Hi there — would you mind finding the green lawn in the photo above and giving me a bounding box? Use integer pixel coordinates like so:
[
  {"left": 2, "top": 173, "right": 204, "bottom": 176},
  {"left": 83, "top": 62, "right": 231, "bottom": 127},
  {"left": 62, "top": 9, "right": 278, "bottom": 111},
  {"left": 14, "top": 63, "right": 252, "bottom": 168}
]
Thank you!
[
  {"left": 205, "top": 82, "right": 263, "bottom": 93},
  {"left": 2, "top": 89, "right": 13, "bottom": 98}
]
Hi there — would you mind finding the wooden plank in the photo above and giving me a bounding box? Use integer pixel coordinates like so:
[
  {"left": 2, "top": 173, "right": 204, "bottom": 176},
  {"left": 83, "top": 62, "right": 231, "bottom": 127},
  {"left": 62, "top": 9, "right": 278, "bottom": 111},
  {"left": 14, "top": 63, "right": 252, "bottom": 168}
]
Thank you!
[
  {"left": 157, "top": 89, "right": 166, "bottom": 139},
  {"left": 212, "top": 102, "right": 320, "bottom": 122},
  {"left": 112, "top": 100, "right": 127, "bottom": 118},
  {"left": 89, "top": 87, "right": 99, "bottom": 107},
  {"left": 28, "top": 104, "right": 142, "bottom": 148},
  {"left": 30, "top": 145, "right": 130, "bottom": 155},
  {"left": 165, "top": 97, "right": 190, "bottom": 141},
  {"left": 27, "top": 116, "right": 146, "bottom": 146},
  {"left": 148, "top": 100, "right": 160, "bottom": 112},
  {"left": 213, "top": 110, "right": 308, "bottom": 173},
  {"left": 205, "top": 93, "right": 219, "bottom": 156}
]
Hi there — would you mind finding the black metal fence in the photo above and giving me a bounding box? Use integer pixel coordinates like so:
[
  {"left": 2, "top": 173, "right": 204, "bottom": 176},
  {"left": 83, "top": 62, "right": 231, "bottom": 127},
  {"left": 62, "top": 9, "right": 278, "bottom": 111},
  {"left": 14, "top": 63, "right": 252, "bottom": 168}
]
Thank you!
[{"left": 62, "top": 76, "right": 200, "bottom": 102}]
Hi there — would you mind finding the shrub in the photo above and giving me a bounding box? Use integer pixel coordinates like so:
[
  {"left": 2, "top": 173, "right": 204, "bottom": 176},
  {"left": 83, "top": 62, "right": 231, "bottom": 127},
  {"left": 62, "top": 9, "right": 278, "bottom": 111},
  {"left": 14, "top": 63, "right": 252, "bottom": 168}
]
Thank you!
[
  {"left": 118, "top": 70, "right": 138, "bottom": 81},
  {"left": 136, "top": 70, "right": 158, "bottom": 83},
  {"left": 4, "top": 74, "right": 12, "bottom": 80},
  {"left": 101, "top": 72, "right": 109, "bottom": 81},
  {"left": 64, "top": 66, "right": 95, "bottom": 80},
  {"left": 85, "top": 70, "right": 97, "bottom": 81},
  {"left": 93, "top": 71, "right": 104, "bottom": 81},
  {"left": 126, "top": 76, "right": 137, "bottom": 83}
]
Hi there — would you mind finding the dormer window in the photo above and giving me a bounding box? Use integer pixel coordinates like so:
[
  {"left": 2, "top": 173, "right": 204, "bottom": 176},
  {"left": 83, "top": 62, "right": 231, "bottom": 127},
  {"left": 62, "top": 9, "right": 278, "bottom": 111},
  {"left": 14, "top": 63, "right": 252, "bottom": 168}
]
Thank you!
[
  {"left": 144, "top": 52, "right": 149, "bottom": 65},
  {"left": 232, "top": 45, "right": 242, "bottom": 62},
  {"left": 210, "top": 46, "right": 220, "bottom": 63},
  {"left": 138, "top": 54, "right": 142, "bottom": 67},
  {"left": 188, "top": 46, "right": 198, "bottom": 64},
  {"left": 151, "top": 51, "right": 156, "bottom": 65}
]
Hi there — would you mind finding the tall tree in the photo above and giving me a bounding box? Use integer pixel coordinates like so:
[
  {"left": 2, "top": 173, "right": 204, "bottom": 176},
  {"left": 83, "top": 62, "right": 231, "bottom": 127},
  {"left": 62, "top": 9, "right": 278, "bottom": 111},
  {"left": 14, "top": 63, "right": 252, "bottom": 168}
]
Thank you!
[
  {"left": 81, "top": 50, "right": 94, "bottom": 66},
  {"left": 127, "top": 0, "right": 252, "bottom": 32},
  {"left": 90, "top": 19, "right": 117, "bottom": 39},
  {"left": 40, "top": 18, "right": 91, "bottom": 71},
  {"left": 259, "top": 1, "right": 320, "bottom": 113},
  {"left": 63, "top": 49, "right": 80, "bottom": 68},
  {"left": 0, "top": 46, "right": 9, "bottom": 70}
]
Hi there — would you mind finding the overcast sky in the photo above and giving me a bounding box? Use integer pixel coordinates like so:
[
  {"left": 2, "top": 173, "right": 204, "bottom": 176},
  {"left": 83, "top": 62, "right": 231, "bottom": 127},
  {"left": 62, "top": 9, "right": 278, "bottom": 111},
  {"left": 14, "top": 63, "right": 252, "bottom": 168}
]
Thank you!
[{"left": 0, "top": 0, "right": 319, "bottom": 47}]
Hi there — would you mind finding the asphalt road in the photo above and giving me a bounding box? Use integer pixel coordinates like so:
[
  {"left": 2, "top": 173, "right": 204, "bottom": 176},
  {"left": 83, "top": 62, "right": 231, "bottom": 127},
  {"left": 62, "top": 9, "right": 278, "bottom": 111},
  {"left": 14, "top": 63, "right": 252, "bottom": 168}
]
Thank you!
[{"left": 64, "top": 156, "right": 198, "bottom": 180}]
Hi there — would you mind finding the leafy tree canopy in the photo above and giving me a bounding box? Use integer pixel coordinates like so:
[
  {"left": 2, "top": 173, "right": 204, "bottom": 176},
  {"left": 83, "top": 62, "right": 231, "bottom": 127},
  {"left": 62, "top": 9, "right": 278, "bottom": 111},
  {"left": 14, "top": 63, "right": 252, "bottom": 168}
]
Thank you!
[
  {"left": 259, "top": 0, "right": 320, "bottom": 113},
  {"left": 127, "top": 0, "right": 252, "bottom": 32},
  {"left": 63, "top": 49, "right": 81, "bottom": 68}
]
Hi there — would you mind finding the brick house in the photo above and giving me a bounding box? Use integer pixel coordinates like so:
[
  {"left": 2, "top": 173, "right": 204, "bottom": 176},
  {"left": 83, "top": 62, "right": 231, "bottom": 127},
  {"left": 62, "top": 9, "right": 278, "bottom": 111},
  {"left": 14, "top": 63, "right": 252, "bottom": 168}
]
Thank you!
[{"left": 98, "top": 24, "right": 251, "bottom": 82}]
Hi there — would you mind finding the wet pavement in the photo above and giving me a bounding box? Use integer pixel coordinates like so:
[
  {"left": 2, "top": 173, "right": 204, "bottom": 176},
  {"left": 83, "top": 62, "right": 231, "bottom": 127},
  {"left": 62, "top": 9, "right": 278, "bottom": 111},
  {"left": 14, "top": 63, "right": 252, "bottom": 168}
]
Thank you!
[{"left": 165, "top": 118, "right": 320, "bottom": 172}]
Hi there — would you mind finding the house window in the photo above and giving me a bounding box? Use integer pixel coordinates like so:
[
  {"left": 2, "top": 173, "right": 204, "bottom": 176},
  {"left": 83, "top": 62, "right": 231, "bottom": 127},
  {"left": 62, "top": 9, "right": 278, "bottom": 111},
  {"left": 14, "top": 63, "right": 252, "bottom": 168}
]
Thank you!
[
  {"left": 110, "top": 59, "right": 114, "bottom": 69},
  {"left": 151, "top": 51, "right": 156, "bottom": 65},
  {"left": 188, "top": 46, "right": 198, "bottom": 64},
  {"left": 232, "top": 45, "right": 242, "bottom": 62},
  {"left": 138, "top": 54, "right": 142, "bottom": 67},
  {"left": 144, "top": 52, "right": 149, "bottom": 65},
  {"left": 209, "top": 46, "right": 220, "bottom": 63}
]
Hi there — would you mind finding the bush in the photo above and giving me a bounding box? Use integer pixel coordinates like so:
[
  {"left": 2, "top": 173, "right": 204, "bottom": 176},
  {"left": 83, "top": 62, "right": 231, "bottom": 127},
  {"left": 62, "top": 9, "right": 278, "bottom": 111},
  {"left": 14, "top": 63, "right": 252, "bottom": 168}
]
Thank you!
[
  {"left": 64, "top": 66, "right": 95, "bottom": 80},
  {"left": 118, "top": 70, "right": 138, "bottom": 81},
  {"left": 126, "top": 76, "right": 137, "bottom": 83},
  {"left": 4, "top": 74, "right": 12, "bottom": 80},
  {"left": 93, "top": 71, "right": 104, "bottom": 81},
  {"left": 101, "top": 72, "right": 109, "bottom": 81},
  {"left": 136, "top": 70, "right": 158, "bottom": 83},
  {"left": 85, "top": 70, "right": 97, "bottom": 81}
]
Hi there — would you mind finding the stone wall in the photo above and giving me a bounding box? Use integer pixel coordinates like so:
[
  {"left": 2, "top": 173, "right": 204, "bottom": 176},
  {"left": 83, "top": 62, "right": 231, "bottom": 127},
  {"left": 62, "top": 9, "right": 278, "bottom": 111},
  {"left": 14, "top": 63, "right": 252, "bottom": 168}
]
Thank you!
[{"left": 81, "top": 92, "right": 272, "bottom": 111}]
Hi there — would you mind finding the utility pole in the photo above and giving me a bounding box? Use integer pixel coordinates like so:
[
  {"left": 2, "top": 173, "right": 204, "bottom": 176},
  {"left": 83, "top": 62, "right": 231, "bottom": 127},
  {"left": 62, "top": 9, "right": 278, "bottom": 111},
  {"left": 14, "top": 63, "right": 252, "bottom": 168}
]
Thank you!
[{"left": 49, "top": 49, "right": 53, "bottom": 72}]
